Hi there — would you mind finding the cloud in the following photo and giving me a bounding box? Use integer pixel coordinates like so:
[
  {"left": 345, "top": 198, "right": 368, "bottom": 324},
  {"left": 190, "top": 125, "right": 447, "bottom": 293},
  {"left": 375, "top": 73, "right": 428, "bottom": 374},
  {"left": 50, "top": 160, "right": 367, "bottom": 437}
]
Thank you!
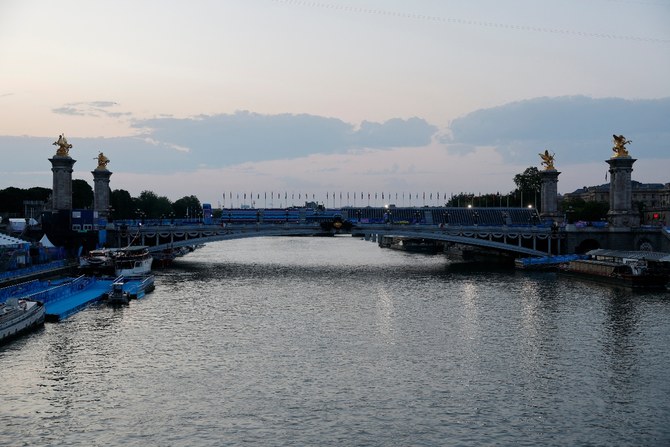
[
  {"left": 88, "top": 101, "right": 118, "bottom": 108},
  {"left": 52, "top": 106, "right": 87, "bottom": 116},
  {"left": 354, "top": 118, "right": 437, "bottom": 148},
  {"left": 130, "top": 111, "right": 438, "bottom": 167},
  {"left": 3, "top": 96, "right": 668, "bottom": 203},
  {"left": 444, "top": 96, "right": 670, "bottom": 166},
  {"left": 52, "top": 101, "right": 127, "bottom": 118}
]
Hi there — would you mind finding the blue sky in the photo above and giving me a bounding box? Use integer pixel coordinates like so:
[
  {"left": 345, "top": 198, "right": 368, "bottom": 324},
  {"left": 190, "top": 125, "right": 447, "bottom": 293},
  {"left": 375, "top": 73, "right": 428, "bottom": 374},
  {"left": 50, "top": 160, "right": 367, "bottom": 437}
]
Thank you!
[{"left": 1, "top": 0, "right": 669, "bottom": 206}]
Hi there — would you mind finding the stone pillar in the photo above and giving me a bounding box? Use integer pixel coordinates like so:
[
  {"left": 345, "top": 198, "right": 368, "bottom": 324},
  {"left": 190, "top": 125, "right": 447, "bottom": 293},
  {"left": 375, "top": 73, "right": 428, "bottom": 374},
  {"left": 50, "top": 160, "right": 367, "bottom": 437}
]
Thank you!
[
  {"left": 49, "top": 155, "right": 76, "bottom": 211},
  {"left": 92, "top": 167, "right": 112, "bottom": 217},
  {"left": 606, "top": 156, "right": 639, "bottom": 228},
  {"left": 539, "top": 169, "right": 561, "bottom": 222}
]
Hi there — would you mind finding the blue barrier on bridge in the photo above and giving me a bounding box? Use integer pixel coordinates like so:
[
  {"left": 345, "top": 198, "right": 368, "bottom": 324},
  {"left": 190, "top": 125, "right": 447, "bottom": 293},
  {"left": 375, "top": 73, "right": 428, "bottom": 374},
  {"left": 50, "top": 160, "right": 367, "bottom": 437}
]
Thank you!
[{"left": 113, "top": 206, "right": 547, "bottom": 228}]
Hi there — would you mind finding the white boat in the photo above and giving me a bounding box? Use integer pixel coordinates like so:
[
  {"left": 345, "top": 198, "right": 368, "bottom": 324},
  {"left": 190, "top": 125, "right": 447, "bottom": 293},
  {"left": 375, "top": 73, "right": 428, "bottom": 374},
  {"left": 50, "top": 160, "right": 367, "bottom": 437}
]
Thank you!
[
  {"left": 1, "top": 298, "right": 45, "bottom": 344},
  {"left": 113, "top": 246, "right": 153, "bottom": 276},
  {"left": 79, "top": 248, "right": 118, "bottom": 274}
]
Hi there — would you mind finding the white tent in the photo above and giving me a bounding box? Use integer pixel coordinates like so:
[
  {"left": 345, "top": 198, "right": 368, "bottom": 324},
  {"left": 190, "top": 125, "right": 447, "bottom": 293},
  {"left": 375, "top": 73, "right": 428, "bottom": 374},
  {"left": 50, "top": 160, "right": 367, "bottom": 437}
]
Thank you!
[{"left": 39, "top": 234, "right": 56, "bottom": 248}]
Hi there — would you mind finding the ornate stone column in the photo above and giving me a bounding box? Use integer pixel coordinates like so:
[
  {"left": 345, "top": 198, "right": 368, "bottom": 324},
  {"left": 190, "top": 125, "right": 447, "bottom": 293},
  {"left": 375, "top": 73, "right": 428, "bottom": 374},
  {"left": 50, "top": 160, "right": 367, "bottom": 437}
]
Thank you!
[
  {"left": 606, "top": 135, "right": 639, "bottom": 228},
  {"left": 92, "top": 152, "right": 112, "bottom": 218},
  {"left": 539, "top": 169, "right": 561, "bottom": 222},
  {"left": 606, "top": 156, "right": 639, "bottom": 228},
  {"left": 49, "top": 134, "right": 76, "bottom": 211},
  {"left": 538, "top": 149, "right": 561, "bottom": 223}
]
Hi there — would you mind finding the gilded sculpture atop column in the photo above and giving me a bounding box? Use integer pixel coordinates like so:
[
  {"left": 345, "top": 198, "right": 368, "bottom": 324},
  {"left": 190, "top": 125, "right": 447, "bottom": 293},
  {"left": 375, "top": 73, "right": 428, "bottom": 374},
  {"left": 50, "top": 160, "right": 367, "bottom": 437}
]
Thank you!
[
  {"left": 95, "top": 152, "right": 110, "bottom": 170},
  {"left": 612, "top": 134, "right": 632, "bottom": 158},
  {"left": 539, "top": 149, "right": 556, "bottom": 170},
  {"left": 52, "top": 134, "right": 72, "bottom": 156}
]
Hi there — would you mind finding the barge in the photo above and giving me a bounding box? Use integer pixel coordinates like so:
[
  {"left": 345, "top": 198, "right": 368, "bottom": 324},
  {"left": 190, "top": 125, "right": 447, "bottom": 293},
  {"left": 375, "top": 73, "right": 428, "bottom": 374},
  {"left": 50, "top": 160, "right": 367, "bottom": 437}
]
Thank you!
[{"left": 559, "top": 249, "right": 670, "bottom": 290}]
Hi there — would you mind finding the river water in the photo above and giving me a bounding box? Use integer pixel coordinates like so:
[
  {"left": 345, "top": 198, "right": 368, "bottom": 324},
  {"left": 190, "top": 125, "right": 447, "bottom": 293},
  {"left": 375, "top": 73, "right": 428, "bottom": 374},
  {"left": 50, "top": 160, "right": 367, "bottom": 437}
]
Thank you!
[{"left": 2, "top": 236, "right": 670, "bottom": 446}]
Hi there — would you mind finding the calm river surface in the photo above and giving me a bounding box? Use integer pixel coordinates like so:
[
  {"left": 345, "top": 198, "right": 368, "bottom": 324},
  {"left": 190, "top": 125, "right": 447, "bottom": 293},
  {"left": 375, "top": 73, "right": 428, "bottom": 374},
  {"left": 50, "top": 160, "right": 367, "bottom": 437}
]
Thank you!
[{"left": 2, "top": 236, "right": 670, "bottom": 446}]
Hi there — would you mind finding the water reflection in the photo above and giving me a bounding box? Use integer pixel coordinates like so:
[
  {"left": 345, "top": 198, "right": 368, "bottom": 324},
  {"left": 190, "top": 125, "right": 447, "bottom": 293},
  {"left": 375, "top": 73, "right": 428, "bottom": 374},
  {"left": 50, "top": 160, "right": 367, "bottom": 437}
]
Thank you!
[
  {"left": 2, "top": 237, "right": 669, "bottom": 446},
  {"left": 374, "top": 285, "right": 396, "bottom": 341}
]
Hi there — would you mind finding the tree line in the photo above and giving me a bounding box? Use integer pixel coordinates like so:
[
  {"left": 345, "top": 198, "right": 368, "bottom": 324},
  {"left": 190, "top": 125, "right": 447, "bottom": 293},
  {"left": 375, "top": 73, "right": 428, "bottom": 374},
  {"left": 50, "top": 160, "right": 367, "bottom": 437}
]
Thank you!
[
  {"left": 444, "top": 166, "right": 609, "bottom": 222},
  {"left": 0, "top": 167, "right": 611, "bottom": 222},
  {"left": 0, "top": 181, "right": 202, "bottom": 220}
]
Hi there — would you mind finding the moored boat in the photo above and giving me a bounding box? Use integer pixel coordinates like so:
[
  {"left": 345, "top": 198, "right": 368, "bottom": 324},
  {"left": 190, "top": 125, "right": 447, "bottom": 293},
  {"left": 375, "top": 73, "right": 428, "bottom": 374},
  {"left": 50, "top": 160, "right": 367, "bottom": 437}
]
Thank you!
[
  {"left": 104, "top": 275, "right": 155, "bottom": 304},
  {"left": 1, "top": 298, "right": 46, "bottom": 344},
  {"left": 113, "top": 246, "right": 153, "bottom": 276},
  {"left": 79, "top": 248, "right": 118, "bottom": 274},
  {"left": 106, "top": 280, "right": 130, "bottom": 305},
  {"left": 559, "top": 249, "right": 670, "bottom": 289}
]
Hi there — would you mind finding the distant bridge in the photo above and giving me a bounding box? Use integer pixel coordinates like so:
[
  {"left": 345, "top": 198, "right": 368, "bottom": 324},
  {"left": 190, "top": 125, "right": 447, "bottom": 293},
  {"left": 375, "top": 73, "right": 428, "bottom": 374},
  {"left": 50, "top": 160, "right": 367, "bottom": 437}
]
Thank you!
[{"left": 109, "top": 207, "right": 563, "bottom": 258}]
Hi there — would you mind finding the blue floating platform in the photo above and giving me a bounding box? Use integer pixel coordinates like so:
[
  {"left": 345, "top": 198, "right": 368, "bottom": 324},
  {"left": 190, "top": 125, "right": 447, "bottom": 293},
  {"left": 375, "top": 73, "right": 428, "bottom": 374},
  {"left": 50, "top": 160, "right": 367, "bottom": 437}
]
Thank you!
[
  {"left": 2, "top": 276, "right": 154, "bottom": 322},
  {"left": 43, "top": 281, "right": 111, "bottom": 321}
]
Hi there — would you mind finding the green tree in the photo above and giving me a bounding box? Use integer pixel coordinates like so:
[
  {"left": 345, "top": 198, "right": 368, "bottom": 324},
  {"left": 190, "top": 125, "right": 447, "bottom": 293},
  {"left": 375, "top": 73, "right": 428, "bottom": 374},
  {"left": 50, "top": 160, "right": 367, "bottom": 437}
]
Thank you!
[
  {"left": 0, "top": 187, "right": 26, "bottom": 214},
  {"left": 173, "top": 195, "right": 202, "bottom": 219},
  {"left": 26, "top": 187, "right": 51, "bottom": 202},
  {"left": 110, "top": 189, "right": 134, "bottom": 219},
  {"left": 513, "top": 166, "right": 542, "bottom": 209},
  {"left": 72, "top": 179, "right": 94, "bottom": 209},
  {"left": 135, "top": 190, "right": 173, "bottom": 219}
]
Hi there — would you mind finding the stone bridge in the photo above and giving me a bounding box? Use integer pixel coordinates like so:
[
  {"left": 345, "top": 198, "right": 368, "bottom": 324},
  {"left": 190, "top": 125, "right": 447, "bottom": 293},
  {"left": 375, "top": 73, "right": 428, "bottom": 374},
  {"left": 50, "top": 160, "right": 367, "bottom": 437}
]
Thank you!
[{"left": 110, "top": 222, "right": 563, "bottom": 258}]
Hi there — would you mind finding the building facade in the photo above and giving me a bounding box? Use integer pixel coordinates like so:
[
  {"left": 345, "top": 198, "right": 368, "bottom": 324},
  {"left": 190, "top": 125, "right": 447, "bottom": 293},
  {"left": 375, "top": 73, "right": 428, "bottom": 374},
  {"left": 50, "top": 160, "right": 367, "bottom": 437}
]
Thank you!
[{"left": 563, "top": 181, "right": 670, "bottom": 226}]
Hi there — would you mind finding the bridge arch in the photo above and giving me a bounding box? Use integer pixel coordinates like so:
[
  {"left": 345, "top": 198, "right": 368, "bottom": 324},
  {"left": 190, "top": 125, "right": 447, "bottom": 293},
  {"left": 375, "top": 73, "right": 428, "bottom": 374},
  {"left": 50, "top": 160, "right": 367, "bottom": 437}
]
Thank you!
[{"left": 115, "top": 221, "right": 560, "bottom": 259}]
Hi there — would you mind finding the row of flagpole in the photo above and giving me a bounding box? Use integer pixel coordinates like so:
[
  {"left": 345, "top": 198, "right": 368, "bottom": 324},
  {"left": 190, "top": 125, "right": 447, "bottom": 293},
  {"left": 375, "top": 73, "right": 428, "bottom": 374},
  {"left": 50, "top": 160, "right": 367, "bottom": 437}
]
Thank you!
[{"left": 220, "top": 191, "right": 452, "bottom": 209}]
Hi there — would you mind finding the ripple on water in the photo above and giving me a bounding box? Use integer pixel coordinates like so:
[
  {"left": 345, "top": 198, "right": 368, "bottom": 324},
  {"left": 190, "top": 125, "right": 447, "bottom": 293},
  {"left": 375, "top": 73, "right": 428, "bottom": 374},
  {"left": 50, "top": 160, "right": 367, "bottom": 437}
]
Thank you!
[{"left": 2, "top": 237, "right": 670, "bottom": 446}]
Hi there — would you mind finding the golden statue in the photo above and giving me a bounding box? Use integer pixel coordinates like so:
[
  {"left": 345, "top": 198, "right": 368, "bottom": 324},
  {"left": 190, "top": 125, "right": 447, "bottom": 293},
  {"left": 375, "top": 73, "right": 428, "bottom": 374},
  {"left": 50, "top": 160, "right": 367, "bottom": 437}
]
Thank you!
[
  {"left": 95, "top": 152, "right": 110, "bottom": 170},
  {"left": 539, "top": 149, "right": 555, "bottom": 170},
  {"left": 52, "top": 133, "right": 72, "bottom": 156},
  {"left": 612, "top": 134, "right": 632, "bottom": 158}
]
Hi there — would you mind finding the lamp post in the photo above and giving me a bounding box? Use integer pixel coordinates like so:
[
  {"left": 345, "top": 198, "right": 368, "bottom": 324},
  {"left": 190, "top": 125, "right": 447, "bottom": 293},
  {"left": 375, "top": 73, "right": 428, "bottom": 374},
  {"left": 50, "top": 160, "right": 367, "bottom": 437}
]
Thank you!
[{"left": 136, "top": 209, "right": 145, "bottom": 226}]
